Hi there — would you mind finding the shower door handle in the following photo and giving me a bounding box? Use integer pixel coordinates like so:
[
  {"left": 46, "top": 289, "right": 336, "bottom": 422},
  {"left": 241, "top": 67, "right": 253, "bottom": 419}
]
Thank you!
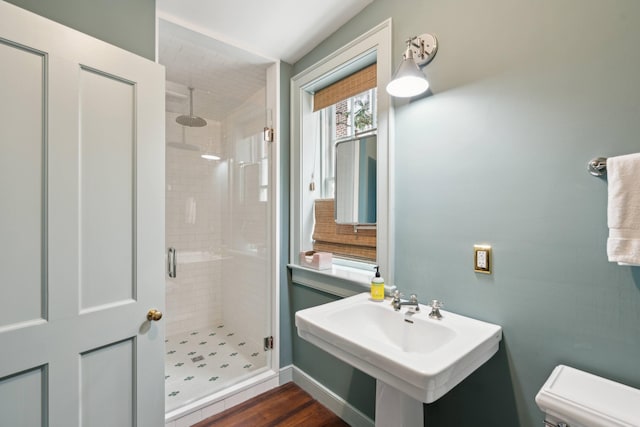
[{"left": 168, "top": 247, "right": 177, "bottom": 278}]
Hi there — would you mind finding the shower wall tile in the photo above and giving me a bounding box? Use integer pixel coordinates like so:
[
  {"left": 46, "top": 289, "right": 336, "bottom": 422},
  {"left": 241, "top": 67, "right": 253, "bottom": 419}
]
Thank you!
[
  {"left": 166, "top": 114, "right": 225, "bottom": 337},
  {"left": 165, "top": 257, "right": 224, "bottom": 335},
  {"left": 222, "top": 254, "right": 269, "bottom": 348}
]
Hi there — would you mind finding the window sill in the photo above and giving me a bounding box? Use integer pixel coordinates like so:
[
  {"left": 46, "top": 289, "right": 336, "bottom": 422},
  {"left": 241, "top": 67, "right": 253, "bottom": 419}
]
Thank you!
[{"left": 288, "top": 263, "right": 372, "bottom": 298}]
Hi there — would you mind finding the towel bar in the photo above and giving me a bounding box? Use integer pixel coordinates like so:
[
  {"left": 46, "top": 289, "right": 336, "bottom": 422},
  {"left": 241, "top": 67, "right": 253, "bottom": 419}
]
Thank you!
[{"left": 588, "top": 157, "right": 607, "bottom": 176}]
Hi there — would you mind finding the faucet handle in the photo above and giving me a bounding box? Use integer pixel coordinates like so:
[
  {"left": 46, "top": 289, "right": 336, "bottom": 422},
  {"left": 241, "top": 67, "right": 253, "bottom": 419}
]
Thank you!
[
  {"left": 429, "top": 299, "right": 443, "bottom": 309},
  {"left": 390, "top": 290, "right": 402, "bottom": 310},
  {"left": 428, "top": 300, "right": 443, "bottom": 320},
  {"left": 408, "top": 294, "right": 420, "bottom": 312}
]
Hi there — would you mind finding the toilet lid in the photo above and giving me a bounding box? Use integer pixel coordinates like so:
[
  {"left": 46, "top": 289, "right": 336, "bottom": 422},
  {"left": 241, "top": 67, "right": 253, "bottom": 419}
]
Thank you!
[{"left": 535, "top": 365, "right": 640, "bottom": 427}]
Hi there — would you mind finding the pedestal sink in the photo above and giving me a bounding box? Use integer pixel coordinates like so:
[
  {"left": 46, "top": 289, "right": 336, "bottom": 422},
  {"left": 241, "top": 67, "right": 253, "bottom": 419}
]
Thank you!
[{"left": 295, "top": 293, "right": 502, "bottom": 426}]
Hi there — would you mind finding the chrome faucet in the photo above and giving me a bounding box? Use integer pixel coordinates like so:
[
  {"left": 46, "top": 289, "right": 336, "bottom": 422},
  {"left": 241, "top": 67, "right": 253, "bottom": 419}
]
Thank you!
[
  {"left": 428, "top": 300, "right": 443, "bottom": 320},
  {"left": 391, "top": 291, "right": 420, "bottom": 312}
]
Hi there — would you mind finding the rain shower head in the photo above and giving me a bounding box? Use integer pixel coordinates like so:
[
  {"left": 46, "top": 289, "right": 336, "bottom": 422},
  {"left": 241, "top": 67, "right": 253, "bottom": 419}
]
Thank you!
[{"left": 176, "top": 87, "right": 207, "bottom": 127}]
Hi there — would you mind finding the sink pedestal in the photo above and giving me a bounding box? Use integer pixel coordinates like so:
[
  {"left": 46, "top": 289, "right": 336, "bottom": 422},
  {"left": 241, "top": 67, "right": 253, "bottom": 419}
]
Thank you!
[{"left": 376, "top": 381, "right": 423, "bottom": 427}]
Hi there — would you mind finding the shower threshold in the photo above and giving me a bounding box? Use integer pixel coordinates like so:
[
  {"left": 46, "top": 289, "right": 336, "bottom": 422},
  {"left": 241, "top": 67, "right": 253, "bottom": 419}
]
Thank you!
[{"left": 165, "top": 324, "right": 268, "bottom": 413}]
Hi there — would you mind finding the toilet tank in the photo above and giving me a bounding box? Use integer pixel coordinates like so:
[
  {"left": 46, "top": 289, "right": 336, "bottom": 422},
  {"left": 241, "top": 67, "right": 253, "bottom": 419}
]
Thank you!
[{"left": 536, "top": 365, "right": 640, "bottom": 427}]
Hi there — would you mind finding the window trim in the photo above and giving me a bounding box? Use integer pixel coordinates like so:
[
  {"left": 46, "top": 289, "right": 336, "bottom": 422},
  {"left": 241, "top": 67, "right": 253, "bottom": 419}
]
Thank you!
[{"left": 290, "top": 19, "right": 394, "bottom": 289}]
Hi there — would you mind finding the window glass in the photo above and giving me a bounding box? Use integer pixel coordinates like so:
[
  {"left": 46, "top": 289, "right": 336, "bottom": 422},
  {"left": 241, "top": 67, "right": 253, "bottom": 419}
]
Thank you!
[
  {"left": 310, "top": 87, "right": 377, "bottom": 263},
  {"left": 319, "top": 88, "right": 377, "bottom": 200}
]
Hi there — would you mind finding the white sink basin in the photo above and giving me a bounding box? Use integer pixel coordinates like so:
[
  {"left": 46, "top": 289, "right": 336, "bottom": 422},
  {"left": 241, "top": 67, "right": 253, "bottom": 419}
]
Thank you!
[{"left": 295, "top": 292, "right": 502, "bottom": 404}]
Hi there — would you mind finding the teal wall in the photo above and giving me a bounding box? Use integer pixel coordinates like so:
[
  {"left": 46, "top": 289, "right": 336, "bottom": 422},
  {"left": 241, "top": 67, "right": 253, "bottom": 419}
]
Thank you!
[
  {"left": 291, "top": 285, "right": 377, "bottom": 418},
  {"left": 279, "top": 61, "right": 294, "bottom": 367},
  {"left": 5, "top": 0, "right": 156, "bottom": 60},
  {"left": 290, "top": 0, "right": 640, "bottom": 426}
]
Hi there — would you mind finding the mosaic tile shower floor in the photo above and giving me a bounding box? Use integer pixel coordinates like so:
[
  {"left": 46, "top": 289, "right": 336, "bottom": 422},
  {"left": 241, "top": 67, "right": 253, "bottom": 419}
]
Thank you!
[{"left": 165, "top": 324, "right": 267, "bottom": 412}]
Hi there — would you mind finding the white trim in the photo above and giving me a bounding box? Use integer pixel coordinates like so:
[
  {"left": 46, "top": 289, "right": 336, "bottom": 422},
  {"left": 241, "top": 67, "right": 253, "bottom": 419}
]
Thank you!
[
  {"left": 289, "top": 264, "right": 370, "bottom": 298},
  {"left": 292, "top": 20, "right": 392, "bottom": 86},
  {"left": 290, "top": 19, "right": 394, "bottom": 287},
  {"left": 293, "top": 366, "right": 374, "bottom": 427},
  {"left": 267, "top": 60, "right": 281, "bottom": 382},
  {"left": 279, "top": 364, "right": 294, "bottom": 384}
]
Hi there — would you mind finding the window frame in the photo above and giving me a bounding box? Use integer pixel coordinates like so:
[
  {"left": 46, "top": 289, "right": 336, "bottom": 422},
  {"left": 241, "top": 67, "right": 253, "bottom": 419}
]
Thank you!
[{"left": 290, "top": 19, "right": 394, "bottom": 290}]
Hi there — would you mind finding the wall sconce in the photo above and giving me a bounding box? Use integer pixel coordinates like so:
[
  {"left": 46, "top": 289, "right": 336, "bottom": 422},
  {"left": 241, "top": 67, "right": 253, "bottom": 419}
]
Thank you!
[{"left": 386, "top": 33, "right": 438, "bottom": 98}]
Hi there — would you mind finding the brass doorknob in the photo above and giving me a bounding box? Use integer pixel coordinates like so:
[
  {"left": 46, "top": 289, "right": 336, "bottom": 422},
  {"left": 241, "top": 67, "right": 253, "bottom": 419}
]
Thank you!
[{"left": 147, "top": 309, "right": 163, "bottom": 321}]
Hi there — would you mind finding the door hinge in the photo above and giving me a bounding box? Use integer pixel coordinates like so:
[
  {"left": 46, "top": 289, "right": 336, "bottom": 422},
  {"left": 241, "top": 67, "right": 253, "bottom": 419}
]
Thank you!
[
  {"left": 263, "top": 127, "right": 274, "bottom": 143},
  {"left": 264, "top": 336, "right": 274, "bottom": 351}
]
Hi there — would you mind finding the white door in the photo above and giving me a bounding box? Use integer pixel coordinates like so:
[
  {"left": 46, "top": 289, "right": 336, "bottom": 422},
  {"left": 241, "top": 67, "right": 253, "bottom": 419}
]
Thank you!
[{"left": 0, "top": 3, "right": 165, "bottom": 427}]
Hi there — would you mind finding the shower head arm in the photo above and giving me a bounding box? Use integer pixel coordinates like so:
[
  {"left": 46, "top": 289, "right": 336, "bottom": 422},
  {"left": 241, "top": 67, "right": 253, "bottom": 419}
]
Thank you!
[
  {"left": 176, "top": 87, "right": 207, "bottom": 127},
  {"left": 188, "top": 87, "right": 195, "bottom": 116}
]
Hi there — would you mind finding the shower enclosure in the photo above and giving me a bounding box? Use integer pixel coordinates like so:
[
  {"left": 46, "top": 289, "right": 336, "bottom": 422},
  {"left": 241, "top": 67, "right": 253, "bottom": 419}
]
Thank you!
[{"left": 159, "top": 20, "right": 279, "bottom": 416}]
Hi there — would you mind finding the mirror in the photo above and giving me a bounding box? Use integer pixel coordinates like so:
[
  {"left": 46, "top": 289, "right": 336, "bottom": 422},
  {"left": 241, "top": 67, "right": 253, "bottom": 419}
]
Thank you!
[{"left": 335, "top": 134, "right": 377, "bottom": 224}]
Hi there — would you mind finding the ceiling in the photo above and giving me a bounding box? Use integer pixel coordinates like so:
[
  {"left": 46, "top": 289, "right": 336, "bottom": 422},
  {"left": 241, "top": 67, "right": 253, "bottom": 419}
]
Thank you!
[
  {"left": 157, "top": 0, "right": 373, "bottom": 122},
  {"left": 159, "top": 20, "right": 273, "bottom": 120},
  {"left": 156, "top": 0, "right": 374, "bottom": 64}
]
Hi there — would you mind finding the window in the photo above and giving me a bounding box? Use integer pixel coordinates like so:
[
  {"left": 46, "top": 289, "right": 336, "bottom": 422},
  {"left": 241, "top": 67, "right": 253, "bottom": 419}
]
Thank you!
[
  {"left": 290, "top": 20, "right": 393, "bottom": 285},
  {"left": 310, "top": 88, "right": 377, "bottom": 263},
  {"left": 318, "top": 88, "right": 377, "bottom": 200}
]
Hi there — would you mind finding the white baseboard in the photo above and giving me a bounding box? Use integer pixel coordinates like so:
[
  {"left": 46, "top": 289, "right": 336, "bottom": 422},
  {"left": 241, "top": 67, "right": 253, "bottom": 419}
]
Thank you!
[
  {"left": 292, "top": 366, "right": 374, "bottom": 427},
  {"left": 279, "top": 364, "right": 294, "bottom": 384}
]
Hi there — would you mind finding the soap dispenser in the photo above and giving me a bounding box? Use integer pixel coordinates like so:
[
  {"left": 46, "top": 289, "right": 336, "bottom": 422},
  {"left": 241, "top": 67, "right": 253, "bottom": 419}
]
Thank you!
[{"left": 371, "top": 266, "right": 385, "bottom": 301}]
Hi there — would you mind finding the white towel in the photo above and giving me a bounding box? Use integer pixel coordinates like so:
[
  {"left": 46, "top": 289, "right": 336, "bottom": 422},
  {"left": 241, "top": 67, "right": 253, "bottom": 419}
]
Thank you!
[{"left": 607, "top": 153, "right": 640, "bottom": 266}]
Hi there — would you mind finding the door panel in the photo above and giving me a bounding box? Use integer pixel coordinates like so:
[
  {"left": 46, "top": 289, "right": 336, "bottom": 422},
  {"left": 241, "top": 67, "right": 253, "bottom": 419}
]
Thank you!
[
  {"left": 0, "top": 38, "right": 46, "bottom": 328},
  {"left": 0, "top": 3, "right": 165, "bottom": 427},
  {"left": 80, "top": 339, "right": 134, "bottom": 427},
  {"left": 79, "top": 67, "right": 135, "bottom": 311},
  {"left": 0, "top": 366, "right": 47, "bottom": 427}
]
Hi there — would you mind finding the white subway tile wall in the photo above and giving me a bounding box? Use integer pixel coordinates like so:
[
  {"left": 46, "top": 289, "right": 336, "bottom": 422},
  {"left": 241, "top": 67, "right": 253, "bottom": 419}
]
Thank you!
[{"left": 166, "top": 112, "right": 225, "bottom": 337}]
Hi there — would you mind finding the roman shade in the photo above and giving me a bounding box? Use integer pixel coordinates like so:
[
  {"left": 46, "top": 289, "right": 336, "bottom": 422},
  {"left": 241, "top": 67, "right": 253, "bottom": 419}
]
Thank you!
[{"left": 313, "top": 63, "right": 377, "bottom": 112}]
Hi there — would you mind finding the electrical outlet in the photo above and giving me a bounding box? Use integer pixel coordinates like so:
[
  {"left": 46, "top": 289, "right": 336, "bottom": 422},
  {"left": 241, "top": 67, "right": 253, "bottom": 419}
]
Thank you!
[{"left": 474, "top": 245, "right": 492, "bottom": 274}]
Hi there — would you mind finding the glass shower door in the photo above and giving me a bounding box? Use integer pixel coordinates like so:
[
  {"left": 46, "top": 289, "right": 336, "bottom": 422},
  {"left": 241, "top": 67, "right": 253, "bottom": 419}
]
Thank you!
[
  {"left": 164, "top": 101, "right": 274, "bottom": 412},
  {"left": 221, "top": 100, "right": 274, "bottom": 383}
]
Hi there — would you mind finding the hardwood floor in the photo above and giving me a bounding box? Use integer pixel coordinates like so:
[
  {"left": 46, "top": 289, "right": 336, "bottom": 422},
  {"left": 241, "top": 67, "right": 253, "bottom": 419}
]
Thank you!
[{"left": 192, "top": 382, "right": 350, "bottom": 427}]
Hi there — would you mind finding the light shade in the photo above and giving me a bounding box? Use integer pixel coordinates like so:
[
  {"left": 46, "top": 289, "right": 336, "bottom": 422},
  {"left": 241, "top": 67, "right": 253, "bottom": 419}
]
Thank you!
[
  {"left": 385, "top": 55, "right": 430, "bottom": 98},
  {"left": 386, "top": 33, "right": 438, "bottom": 98},
  {"left": 201, "top": 153, "right": 221, "bottom": 160}
]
